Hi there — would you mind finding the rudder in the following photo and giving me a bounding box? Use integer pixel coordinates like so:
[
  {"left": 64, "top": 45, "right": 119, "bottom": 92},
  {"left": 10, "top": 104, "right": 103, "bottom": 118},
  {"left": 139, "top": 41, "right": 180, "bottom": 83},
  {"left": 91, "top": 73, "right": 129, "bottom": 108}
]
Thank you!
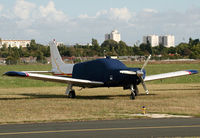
[{"left": 49, "top": 40, "right": 74, "bottom": 76}]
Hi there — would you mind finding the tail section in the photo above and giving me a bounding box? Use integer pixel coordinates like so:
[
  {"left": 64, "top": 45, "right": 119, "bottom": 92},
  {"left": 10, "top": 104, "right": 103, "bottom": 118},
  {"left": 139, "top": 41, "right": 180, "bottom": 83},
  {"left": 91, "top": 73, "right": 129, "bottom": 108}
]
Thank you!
[{"left": 49, "top": 40, "right": 74, "bottom": 77}]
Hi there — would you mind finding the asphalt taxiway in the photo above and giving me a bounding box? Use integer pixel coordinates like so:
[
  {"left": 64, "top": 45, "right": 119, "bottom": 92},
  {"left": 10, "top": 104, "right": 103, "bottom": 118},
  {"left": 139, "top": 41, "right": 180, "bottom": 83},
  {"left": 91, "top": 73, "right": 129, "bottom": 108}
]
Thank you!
[{"left": 0, "top": 118, "right": 200, "bottom": 138}]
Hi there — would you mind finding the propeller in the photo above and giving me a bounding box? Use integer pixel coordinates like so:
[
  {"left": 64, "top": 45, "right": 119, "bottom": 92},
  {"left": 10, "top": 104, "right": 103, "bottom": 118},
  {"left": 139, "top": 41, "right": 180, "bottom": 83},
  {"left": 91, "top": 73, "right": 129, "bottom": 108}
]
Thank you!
[
  {"left": 141, "top": 55, "right": 151, "bottom": 71},
  {"left": 138, "top": 55, "right": 151, "bottom": 94},
  {"left": 119, "top": 55, "right": 151, "bottom": 94}
]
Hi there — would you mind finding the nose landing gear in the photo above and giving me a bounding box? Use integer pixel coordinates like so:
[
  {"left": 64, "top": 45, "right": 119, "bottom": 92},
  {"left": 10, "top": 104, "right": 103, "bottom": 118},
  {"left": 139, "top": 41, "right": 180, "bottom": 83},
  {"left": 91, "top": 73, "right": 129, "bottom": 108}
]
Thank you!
[{"left": 130, "top": 84, "right": 139, "bottom": 100}]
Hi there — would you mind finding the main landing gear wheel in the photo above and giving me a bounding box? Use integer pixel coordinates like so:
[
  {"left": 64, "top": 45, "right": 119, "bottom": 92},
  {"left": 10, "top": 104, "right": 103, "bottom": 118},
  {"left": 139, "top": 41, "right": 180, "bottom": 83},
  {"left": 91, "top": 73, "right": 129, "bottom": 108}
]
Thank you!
[
  {"left": 134, "top": 85, "right": 139, "bottom": 96},
  {"left": 68, "top": 90, "right": 76, "bottom": 98},
  {"left": 130, "top": 92, "right": 135, "bottom": 100}
]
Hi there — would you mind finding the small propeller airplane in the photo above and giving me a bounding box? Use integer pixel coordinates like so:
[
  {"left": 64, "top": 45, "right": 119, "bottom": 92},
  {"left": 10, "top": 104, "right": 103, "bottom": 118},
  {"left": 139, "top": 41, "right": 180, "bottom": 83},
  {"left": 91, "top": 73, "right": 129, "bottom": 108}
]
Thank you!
[{"left": 4, "top": 40, "right": 198, "bottom": 100}]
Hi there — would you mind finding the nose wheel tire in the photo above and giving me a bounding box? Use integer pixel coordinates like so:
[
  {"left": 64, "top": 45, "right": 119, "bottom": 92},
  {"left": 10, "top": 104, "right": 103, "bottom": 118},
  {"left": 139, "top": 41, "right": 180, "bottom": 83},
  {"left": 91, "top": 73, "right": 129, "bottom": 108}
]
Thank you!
[{"left": 68, "top": 90, "right": 76, "bottom": 98}]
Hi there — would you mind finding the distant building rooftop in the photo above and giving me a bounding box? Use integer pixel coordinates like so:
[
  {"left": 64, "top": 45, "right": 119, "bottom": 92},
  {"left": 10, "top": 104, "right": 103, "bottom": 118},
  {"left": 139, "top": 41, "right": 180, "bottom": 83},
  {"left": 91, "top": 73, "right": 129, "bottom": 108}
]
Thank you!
[{"left": 0, "top": 39, "right": 31, "bottom": 48}]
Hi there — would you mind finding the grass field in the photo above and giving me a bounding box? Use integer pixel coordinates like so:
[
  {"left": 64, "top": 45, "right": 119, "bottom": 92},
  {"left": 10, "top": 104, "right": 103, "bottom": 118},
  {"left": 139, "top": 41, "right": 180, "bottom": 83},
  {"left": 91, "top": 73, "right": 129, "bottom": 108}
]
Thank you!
[
  {"left": 0, "top": 84, "right": 200, "bottom": 123},
  {"left": 0, "top": 62, "right": 199, "bottom": 124},
  {"left": 0, "top": 64, "right": 65, "bottom": 88}
]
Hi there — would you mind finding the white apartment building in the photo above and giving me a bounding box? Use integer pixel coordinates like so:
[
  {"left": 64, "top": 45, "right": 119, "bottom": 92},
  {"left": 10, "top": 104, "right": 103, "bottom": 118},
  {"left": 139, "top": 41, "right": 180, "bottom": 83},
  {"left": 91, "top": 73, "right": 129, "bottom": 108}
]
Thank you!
[
  {"left": 105, "top": 30, "right": 121, "bottom": 43},
  {"left": 159, "top": 35, "right": 175, "bottom": 47},
  {"left": 143, "top": 35, "right": 159, "bottom": 47},
  {"left": 0, "top": 40, "right": 31, "bottom": 48},
  {"left": 143, "top": 35, "right": 175, "bottom": 47}
]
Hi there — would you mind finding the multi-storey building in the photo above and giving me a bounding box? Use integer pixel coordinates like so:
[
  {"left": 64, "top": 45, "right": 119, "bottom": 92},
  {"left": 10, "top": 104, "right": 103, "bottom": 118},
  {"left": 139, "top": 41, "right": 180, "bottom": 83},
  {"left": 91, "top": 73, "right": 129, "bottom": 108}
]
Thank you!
[
  {"left": 143, "top": 35, "right": 159, "bottom": 47},
  {"left": 105, "top": 30, "right": 121, "bottom": 43},
  {"left": 159, "top": 35, "right": 175, "bottom": 47},
  {"left": 143, "top": 35, "right": 175, "bottom": 47},
  {"left": 0, "top": 40, "right": 31, "bottom": 48}
]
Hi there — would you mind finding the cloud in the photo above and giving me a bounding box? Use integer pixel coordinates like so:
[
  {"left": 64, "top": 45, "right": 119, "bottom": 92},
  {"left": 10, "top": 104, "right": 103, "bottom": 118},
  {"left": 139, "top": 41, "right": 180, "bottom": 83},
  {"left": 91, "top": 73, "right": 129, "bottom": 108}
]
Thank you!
[
  {"left": 0, "top": 0, "right": 200, "bottom": 45},
  {"left": 16, "top": 19, "right": 33, "bottom": 29},
  {"left": 25, "top": 29, "right": 40, "bottom": 36},
  {"left": 143, "top": 8, "right": 158, "bottom": 13},
  {"left": 14, "top": 0, "right": 35, "bottom": 19},
  {"left": 109, "top": 7, "right": 132, "bottom": 21},
  {"left": 39, "top": 1, "right": 68, "bottom": 22},
  {"left": 78, "top": 14, "right": 90, "bottom": 19},
  {"left": 96, "top": 10, "right": 107, "bottom": 17},
  {"left": 78, "top": 8, "right": 132, "bottom": 22},
  {"left": 0, "top": 4, "right": 3, "bottom": 12},
  {"left": 78, "top": 14, "right": 88, "bottom": 19}
]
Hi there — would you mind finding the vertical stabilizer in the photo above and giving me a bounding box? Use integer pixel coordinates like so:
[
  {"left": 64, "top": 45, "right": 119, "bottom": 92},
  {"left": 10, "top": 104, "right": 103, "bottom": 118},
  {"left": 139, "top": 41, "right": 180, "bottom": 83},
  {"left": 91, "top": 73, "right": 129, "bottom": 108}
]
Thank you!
[{"left": 49, "top": 40, "right": 74, "bottom": 76}]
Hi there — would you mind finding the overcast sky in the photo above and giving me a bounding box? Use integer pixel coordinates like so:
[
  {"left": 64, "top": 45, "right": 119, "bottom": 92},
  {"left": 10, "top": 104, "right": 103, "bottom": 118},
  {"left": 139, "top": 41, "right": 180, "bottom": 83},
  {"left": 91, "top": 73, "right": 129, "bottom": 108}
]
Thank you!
[{"left": 0, "top": 0, "right": 199, "bottom": 45}]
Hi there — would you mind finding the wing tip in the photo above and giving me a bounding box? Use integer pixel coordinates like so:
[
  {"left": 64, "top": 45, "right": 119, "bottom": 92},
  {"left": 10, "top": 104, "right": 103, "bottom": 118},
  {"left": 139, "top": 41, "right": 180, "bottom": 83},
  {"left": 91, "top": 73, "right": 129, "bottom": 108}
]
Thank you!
[
  {"left": 4, "top": 71, "right": 28, "bottom": 77},
  {"left": 186, "top": 70, "right": 198, "bottom": 75}
]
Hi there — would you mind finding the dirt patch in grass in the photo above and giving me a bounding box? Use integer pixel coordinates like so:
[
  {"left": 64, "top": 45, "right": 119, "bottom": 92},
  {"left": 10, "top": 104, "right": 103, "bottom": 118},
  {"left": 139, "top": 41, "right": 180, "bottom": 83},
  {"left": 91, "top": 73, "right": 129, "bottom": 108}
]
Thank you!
[{"left": 0, "top": 83, "right": 200, "bottom": 124}]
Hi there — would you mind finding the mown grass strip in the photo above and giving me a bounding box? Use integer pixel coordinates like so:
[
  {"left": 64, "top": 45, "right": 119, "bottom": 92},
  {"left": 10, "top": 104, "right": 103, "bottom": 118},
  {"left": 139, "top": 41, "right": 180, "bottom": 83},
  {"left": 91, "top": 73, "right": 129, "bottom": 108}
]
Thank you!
[{"left": 0, "top": 83, "right": 199, "bottom": 124}]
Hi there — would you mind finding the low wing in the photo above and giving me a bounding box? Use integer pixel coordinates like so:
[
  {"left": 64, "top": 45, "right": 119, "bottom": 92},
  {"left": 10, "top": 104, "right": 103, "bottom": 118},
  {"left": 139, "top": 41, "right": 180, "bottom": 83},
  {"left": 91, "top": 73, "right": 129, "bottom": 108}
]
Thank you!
[
  {"left": 4, "top": 71, "right": 104, "bottom": 87},
  {"left": 144, "top": 70, "right": 198, "bottom": 82},
  {"left": 22, "top": 71, "right": 52, "bottom": 73}
]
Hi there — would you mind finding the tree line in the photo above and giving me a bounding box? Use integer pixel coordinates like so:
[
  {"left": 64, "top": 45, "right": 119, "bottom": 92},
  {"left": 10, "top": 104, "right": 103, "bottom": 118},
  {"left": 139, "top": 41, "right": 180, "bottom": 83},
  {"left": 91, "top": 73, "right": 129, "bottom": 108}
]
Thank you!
[
  {"left": 0, "top": 38, "right": 200, "bottom": 64},
  {"left": 0, "top": 40, "right": 50, "bottom": 64}
]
